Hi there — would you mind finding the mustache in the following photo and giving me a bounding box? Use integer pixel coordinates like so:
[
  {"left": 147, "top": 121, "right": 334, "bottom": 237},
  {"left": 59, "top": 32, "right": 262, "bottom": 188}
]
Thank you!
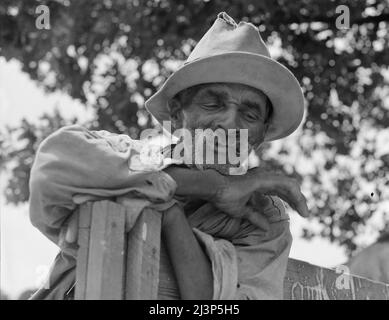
[
  {"left": 179, "top": 130, "right": 253, "bottom": 159},
  {"left": 187, "top": 123, "right": 256, "bottom": 151}
]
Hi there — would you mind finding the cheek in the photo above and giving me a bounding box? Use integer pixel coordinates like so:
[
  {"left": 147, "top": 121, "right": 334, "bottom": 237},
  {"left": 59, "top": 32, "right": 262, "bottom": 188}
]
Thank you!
[
  {"left": 248, "top": 123, "right": 266, "bottom": 145},
  {"left": 181, "top": 112, "right": 194, "bottom": 129},
  {"left": 182, "top": 109, "right": 210, "bottom": 129}
]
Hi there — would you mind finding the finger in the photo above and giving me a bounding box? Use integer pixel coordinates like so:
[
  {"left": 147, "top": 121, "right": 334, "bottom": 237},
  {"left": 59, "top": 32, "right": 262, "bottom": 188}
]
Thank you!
[
  {"left": 243, "top": 206, "right": 270, "bottom": 231},
  {"left": 281, "top": 182, "right": 309, "bottom": 218},
  {"left": 263, "top": 184, "right": 309, "bottom": 218},
  {"left": 249, "top": 172, "right": 310, "bottom": 218},
  {"left": 65, "top": 213, "right": 79, "bottom": 243},
  {"left": 294, "top": 192, "right": 309, "bottom": 218}
]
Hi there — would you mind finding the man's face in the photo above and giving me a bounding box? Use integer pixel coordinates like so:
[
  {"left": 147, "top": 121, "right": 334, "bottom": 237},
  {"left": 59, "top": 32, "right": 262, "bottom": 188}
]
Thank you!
[
  {"left": 173, "top": 83, "right": 269, "bottom": 148},
  {"left": 168, "top": 83, "right": 270, "bottom": 174}
]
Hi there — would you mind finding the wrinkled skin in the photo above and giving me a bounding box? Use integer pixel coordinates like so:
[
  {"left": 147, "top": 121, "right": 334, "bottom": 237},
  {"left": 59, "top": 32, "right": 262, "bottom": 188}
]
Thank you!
[{"left": 169, "top": 83, "right": 269, "bottom": 174}]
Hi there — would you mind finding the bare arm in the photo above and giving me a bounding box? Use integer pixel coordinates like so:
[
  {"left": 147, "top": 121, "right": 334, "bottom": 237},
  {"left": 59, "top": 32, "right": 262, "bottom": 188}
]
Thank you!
[
  {"left": 163, "top": 165, "right": 309, "bottom": 223},
  {"left": 163, "top": 166, "right": 221, "bottom": 201},
  {"left": 162, "top": 203, "right": 213, "bottom": 299}
]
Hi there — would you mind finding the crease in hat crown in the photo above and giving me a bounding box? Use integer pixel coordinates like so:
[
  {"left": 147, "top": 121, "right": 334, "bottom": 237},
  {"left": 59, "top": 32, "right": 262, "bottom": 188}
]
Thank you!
[
  {"left": 186, "top": 12, "right": 271, "bottom": 66},
  {"left": 218, "top": 11, "right": 238, "bottom": 27},
  {"left": 145, "top": 11, "right": 305, "bottom": 142}
]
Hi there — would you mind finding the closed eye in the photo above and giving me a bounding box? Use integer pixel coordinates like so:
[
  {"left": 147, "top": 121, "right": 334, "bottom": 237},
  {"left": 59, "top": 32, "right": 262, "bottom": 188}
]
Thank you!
[
  {"left": 243, "top": 111, "right": 261, "bottom": 122},
  {"left": 202, "top": 103, "right": 222, "bottom": 111}
]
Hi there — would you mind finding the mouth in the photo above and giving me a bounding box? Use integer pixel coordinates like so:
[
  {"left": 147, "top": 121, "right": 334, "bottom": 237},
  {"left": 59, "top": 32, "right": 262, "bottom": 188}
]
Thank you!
[
  {"left": 214, "top": 135, "right": 252, "bottom": 152},
  {"left": 210, "top": 140, "right": 249, "bottom": 159}
]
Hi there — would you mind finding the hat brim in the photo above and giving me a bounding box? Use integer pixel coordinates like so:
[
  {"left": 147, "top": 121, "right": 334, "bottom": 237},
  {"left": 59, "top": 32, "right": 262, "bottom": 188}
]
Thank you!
[{"left": 145, "top": 52, "right": 305, "bottom": 141}]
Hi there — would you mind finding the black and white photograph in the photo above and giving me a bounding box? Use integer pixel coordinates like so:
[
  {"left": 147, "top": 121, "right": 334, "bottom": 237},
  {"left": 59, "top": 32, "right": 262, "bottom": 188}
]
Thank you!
[{"left": 0, "top": 0, "right": 388, "bottom": 306}]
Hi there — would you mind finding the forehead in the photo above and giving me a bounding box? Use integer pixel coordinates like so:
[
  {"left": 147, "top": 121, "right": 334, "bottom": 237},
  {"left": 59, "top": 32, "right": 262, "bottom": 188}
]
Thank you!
[{"left": 192, "top": 83, "right": 267, "bottom": 103}]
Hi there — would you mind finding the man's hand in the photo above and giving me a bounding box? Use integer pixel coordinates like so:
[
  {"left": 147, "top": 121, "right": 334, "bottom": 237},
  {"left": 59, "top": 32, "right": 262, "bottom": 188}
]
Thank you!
[
  {"left": 210, "top": 167, "right": 309, "bottom": 225},
  {"left": 164, "top": 165, "right": 309, "bottom": 228}
]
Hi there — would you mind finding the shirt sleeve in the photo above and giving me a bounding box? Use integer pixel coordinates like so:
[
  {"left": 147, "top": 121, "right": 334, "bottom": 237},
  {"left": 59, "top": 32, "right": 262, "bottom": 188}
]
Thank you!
[
  {"left": 234, "top": 219, "right": 292, "bottom": 300},
  {"left": 192, "top": 196, "right": 292, "bottom": 300},
  {"left": 193, "top": 228, "right": 239, "bottom": 299},
  {"left": 29, "top": 125, "right": 177, "bottom": 245}
]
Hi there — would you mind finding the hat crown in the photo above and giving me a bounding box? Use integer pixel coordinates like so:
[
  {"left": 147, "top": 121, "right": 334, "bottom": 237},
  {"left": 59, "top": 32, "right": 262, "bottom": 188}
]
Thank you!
[{"left": 187, "top": 12, "right": 271, "bottom": 63}]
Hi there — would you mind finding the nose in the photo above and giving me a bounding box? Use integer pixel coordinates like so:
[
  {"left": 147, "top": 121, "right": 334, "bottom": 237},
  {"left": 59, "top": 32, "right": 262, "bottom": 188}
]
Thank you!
[
  {"left": 214, "top": 105, "right": 240, "bottom": 131},
  {"left": 214, "top": 106, "right": 242, "bottom": 151}
]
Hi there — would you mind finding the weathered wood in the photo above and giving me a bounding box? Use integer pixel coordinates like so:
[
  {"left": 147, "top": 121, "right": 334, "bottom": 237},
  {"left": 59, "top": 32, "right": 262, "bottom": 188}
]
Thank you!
[
  {"left": 75, "top": 203, "right": 92, "bottom": 300},
  {"left": 84, "top": 201, "right": 126, "bottom": 300},
  {"left": 125, "top": 208, "right": 162, "bottom": 300},
  {"left": 284, "top": 258, "right": 389, "bottom": 300}
]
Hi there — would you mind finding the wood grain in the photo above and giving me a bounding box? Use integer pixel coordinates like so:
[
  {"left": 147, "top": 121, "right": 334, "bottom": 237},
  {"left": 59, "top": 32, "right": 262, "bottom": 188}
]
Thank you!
[
  {"left": 75, "top": 203, "right": 92, "bottom": 300},
  {"left": 84, "top": 201, "right": 126, "bottom": 300},
  {"left": 125, "top": 208, "right": 162, "bottom": 299}
]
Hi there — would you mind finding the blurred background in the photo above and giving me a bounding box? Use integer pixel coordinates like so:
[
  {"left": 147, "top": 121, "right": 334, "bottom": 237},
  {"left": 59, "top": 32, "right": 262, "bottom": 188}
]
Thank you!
[{"left": 0, "top": 0, "right": 388, "bottom": 299}]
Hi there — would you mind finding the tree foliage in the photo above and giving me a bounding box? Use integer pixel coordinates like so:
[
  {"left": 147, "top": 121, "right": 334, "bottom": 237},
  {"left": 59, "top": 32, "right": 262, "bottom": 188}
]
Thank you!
[{"left": 1, "top": 0, "right": 388, "bottom": 254}]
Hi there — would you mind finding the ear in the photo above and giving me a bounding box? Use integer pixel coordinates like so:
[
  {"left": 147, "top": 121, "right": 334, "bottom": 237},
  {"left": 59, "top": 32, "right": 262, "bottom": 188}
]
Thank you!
[{"left": 168, "top": 98, "right": 184, "bottom": 130}]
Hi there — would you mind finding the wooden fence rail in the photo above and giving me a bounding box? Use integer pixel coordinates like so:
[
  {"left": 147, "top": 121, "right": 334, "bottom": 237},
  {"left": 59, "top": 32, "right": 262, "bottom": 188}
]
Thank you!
[{"left": 75, "top": 200, "right": 389, "bottom": 300}]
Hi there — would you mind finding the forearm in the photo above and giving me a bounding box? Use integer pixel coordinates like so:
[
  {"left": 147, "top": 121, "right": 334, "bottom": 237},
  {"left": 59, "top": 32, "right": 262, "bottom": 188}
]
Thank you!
[
  {"left": 163, "top": 166, "right": 223, "bottom": 201},
  {"left": 162, "top": 204, "right": 213, "bottom": 300}
]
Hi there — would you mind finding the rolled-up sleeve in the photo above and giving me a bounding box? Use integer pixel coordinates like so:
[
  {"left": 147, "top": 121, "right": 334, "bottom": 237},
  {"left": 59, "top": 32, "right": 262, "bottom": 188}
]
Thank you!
[
  {"left": 192, "top": 196, "right": 293, "bottom": 300},
  {"left": 193, "top": 228, "right": 239, "bottom": 299},
  {"left": 234, "top": 219, "right": 292, "bottom": 300}
]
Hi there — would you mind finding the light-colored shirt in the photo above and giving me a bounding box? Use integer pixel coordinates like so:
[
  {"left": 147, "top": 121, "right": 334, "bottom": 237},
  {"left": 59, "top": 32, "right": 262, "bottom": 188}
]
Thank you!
[{"left": 29, "top": 125, "right": 292, "bottom": 300}]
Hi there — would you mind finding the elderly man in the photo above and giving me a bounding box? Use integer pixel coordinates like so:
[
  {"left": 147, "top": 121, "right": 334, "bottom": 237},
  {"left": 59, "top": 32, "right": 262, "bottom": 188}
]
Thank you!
[{"left": 29, "top": 12, "right": 308, "bottom": 300}]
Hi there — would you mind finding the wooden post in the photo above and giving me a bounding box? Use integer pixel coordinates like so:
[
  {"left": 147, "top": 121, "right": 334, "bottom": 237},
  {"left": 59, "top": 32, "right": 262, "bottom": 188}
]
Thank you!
[
  {"left": 75, "top": 201, "right": 161, "bottom": 300},
  {"left": 74, "top": 202, "right": 92, "bottom": 300},
  {"left": 125, "top": 208, "right": 162, "bottom": 299},
  {"left": 80, "top": 201, "right": 126, "bottom": 300}
]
